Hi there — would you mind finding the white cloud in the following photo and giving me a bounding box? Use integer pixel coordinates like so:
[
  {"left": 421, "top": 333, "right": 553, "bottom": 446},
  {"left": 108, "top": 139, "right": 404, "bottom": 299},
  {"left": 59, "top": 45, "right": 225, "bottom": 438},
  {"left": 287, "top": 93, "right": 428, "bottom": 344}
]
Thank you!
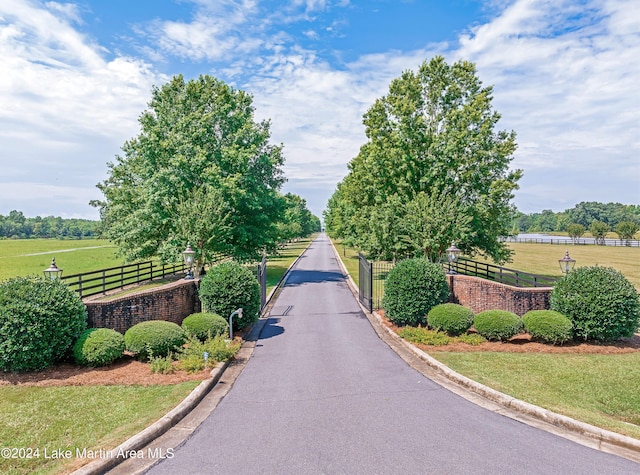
[
  {"left": 142, "top": 0, "right": 263, "bottom": 62},
  {"left": 454, "top": 0, "right": 640, "bottom": 211},
  {"left": 2, "top": 0, "right": 638, "bottom": 222},
  {"left": 0, "top": 0, "right": 162, "bottom": 217}
]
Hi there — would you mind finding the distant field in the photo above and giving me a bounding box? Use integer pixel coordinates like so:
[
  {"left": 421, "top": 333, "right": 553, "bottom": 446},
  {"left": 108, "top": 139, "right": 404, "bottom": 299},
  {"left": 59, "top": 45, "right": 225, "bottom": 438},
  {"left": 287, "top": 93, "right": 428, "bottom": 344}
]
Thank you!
[
  {"left": 482, "top": 242, "right": 640, "bottom": 290},
  {"left": 330, "top": 238, "right": 640, "bottom": 291},
  {"left": 0, "top": 239, "right": 120, "bottom": 282}
]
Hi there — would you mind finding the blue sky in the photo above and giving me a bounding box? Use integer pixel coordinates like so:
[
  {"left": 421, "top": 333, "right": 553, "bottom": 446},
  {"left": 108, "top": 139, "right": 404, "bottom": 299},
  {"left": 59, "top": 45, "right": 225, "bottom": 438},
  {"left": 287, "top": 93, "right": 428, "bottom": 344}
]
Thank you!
[{"left": 1, "top": 0, "right": 638, "bottom": 222}]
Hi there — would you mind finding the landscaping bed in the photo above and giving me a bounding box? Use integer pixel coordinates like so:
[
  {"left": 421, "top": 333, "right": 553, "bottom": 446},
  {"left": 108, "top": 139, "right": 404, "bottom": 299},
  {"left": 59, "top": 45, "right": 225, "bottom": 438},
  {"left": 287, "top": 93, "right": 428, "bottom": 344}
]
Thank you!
[
  {"left": 0, "top": 354, "right": 211, "bottom": 387},
  {"left": 378, "top": 310, "right": 640, "bottom": 354}
]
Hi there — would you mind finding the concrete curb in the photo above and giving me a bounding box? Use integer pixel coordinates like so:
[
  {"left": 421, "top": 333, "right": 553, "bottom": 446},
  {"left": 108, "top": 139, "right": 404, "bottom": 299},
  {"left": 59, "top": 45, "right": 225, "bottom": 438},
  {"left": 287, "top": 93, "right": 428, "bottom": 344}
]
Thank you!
[
  {"left": 70, "top": 360, "right": 229, "bottom": 475},
  {"left": 327, "top": 238, "right": 640, "bottom": 463},
  {"left": 71, "top": 237, "right": 317, "bottom": 475},
  {"left": 370, "top": 309, "right": 640, "bottom": 459}
]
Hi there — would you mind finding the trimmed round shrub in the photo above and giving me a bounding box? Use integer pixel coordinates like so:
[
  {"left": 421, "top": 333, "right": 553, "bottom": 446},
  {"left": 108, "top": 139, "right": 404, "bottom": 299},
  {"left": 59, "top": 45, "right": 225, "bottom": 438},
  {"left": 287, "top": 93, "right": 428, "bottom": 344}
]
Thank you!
[
  {"left": 550, "top": 266, "right": 640, "bottom": 341},
  {"left": 73, "top": 328, "right": 125, "bottom": 366},
  {"left": 124, "top": 320, "right": 186, "bottom": 361},
  {"left": 427, "top": 303, "right": 475, "bottom": 336},
  {"left": 198, "top": 261, "right": 261, "bottom": 330},
  {"left": 522, "top": 310, "right": 573, "bottom": 345},
  {"left": 473, "top": 310, "right": 523, "bottom": 341},
  {"left": 182, "top": 312, "right": 229, "bottom": 341},
  {"left": 382, "top": 258, "right": 450, "bottom": 327},
  {"left": 0, "top": 276, "right": 87, "bottom": 372}
]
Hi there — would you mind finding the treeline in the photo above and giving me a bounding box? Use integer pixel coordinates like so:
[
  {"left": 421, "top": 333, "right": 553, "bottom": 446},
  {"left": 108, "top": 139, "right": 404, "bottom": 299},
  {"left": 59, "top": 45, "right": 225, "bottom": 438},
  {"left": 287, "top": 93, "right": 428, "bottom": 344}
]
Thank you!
[
  {"left": 0, "top": 210, "right": 100, "bottom": 239},
  {"left": 514, "top": 202, "right": 640, "bottom": 234},
  {"left": 278, "top": 193, "right": 322, "bottom": 242},
  {"left": 0, "top": 197, "right": 320, "bottom": 243}
]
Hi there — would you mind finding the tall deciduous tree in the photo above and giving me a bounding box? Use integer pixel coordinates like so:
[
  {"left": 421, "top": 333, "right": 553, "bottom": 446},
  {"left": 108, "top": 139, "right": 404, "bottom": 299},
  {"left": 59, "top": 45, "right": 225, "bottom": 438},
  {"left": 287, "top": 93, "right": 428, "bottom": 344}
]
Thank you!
[
  {"left": 325, "top": 56, "right": 521, "bottom": 263},
  {"left": 566, "top": 223, "right": 586, "bottom": 244},
  {"left": 589, "top": 221, "right": 610, "bottom": 245},
  {"left": 93, "top": 75, "right": 286, "bottom": 264},
  {"left": 614, "top": 221, "right": 639, "bottom": 244},
  {"left": 277, "top": 193, "right": 320, "bottom": 242}
]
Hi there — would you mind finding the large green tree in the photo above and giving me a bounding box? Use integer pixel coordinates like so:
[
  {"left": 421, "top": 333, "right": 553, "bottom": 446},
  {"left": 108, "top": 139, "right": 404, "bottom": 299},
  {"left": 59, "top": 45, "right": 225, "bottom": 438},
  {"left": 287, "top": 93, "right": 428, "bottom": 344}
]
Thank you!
[
  {"left": 93, "top": 75, "right": 286, "bottom": 266},
  {"left": 325, "top": 56, "right": 521, "bottom": 263},
  {"left": 276, "top": 193, "right": 320, "bottom": 242}
]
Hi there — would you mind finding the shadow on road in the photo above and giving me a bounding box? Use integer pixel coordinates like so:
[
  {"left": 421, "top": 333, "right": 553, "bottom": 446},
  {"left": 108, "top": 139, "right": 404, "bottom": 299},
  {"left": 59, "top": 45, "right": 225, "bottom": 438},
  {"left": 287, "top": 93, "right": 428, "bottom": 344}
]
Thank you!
[
  {"left": 258, "top": 317, "right": 285, "bottom": 340},
  {"left": 284, "top": 269, "right": 344, "bottom": 286}
]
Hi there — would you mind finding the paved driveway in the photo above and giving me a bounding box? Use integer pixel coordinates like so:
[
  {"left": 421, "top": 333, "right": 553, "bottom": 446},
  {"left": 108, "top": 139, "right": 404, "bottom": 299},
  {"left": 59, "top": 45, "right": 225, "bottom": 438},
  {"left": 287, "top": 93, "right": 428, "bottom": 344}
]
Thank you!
[{"left": 149, "top": 234, "right": 639, "bottom": 474}]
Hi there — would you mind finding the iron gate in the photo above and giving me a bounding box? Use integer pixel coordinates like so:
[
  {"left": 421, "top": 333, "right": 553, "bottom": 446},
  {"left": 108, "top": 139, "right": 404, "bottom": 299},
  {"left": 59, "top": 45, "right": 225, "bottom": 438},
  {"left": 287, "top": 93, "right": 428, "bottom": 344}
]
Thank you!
[
  {"left": 358, "top": 252, "right": 373, "bottom": 312},
  {"left": 257, "top": 255, "right": 267, "bottom": 311}
]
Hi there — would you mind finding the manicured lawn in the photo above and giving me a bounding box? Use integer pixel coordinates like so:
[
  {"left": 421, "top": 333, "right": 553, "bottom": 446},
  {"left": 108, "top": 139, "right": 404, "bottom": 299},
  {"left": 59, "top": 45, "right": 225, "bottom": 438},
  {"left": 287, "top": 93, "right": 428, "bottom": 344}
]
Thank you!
[
  {"left": 0, "top": 235, "right": 315, "bottom": 475},
  {"left": 331, "top": 236, "right": 640, "bottom": 440},
  {"left": 481, "top": 242, "right": 640, "bottom": 289},
  {"left": 0, "top": 239, "right": 120, "bottom": 282},
  {"left": 429, "top": 352, "right": 640, "bottom": 440},
  {"left": 0, "top": 382, "right": 199, "bottom": 475},
  {"left": 329, "top": 238, "right": 360, "bottom": 286}
]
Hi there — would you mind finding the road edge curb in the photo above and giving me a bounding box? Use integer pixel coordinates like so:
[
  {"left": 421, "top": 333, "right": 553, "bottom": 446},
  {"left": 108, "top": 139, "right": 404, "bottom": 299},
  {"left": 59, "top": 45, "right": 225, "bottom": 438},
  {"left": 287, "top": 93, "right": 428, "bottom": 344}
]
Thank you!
[
  {"left": 71, "top": 236, "right": 318, "bottom": 475},
  {"left": 70, "top": 360, "right": 229, "bottom": 475},
  {"left": 327, "top": 238, "right": 640, "bottom": 463}
]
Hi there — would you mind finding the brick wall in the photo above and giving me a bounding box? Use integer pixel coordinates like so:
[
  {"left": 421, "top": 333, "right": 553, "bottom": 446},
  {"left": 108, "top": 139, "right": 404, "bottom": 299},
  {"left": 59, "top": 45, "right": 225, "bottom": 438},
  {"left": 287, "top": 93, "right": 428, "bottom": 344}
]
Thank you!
[
  {"left": 449, "top": 274, "right": 551, "bottom": 316},
  {"left": 84, "top": 279, "right": 200, "bottom": 334}
]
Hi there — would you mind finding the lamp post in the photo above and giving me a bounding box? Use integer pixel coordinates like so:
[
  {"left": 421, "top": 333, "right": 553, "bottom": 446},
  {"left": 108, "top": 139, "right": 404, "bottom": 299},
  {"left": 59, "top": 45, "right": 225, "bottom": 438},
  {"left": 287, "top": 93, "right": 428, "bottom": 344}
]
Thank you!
[
  {"left": 446, "top": 241, "right": 461, "bottom": 274},
  {"left": 43, "top": 257, "right": 63, "bottom": 280},
  {"left": 182, "top": 243, "right": 196, "bottom": 280},
  {"left": 558, "top": 250, "right": 576, "bottom": 275}
]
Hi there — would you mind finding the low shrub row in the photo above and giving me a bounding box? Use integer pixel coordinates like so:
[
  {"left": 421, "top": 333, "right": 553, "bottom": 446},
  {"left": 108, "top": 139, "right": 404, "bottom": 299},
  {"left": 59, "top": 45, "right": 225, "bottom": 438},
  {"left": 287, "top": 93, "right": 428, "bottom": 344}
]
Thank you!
[
  {"left": 384, "top": 259, "right": 639, "bottom": 345},
  {"left": 72, "top": 315, "right": 239, "bottom": 371},
  {"left": 427, "top": 304, "right": 573, "bottom": 344}
]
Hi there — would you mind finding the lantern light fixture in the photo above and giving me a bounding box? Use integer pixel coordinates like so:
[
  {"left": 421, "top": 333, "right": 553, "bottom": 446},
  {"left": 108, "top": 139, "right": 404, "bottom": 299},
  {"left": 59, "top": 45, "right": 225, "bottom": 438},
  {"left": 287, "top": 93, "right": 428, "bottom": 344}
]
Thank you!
[
  {"left": 558, "top": 250, "right": 576, "bottom": 274},
  {"left": 43, "top": 257, "right": 63, "bottom": 280},
  {"left": 182, "top": 243, "right": 196, "bottom": 280},
  {"left": 445, "top": 241, "right": 461, "bottom": 274}
]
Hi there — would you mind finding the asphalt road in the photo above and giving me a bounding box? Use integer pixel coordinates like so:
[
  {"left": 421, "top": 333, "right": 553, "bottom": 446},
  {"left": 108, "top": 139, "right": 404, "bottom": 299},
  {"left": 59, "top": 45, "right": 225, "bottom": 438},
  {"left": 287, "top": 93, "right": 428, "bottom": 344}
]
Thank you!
[{"left": 148, "top": 234, "right": 639, "bottom": 474}]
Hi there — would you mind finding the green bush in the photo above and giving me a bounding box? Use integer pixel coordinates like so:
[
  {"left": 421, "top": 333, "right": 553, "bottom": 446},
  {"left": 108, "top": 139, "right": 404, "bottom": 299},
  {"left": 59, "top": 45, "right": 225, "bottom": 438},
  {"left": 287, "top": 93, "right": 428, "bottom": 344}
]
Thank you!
[
  {"left": 124, "top": 320, "right": 186, "bottom": 361},
  {"left": 150, "top": 355, "right": 175, "bottom": 374},
  {"left": 454, "top": 333, "right": 487, "bottom": 346},
  {"left": 522, "top": 310, "right": 573, "bottom": 345},
  {"left": 550, "top": 266, "right": 640, "bottom": 341},
  {"left": 397, "top": 326, "right": 451, "bottom": 346},
  {"left": 198, "top": 261, "right": 261, "bottom": 330},
  {"left": 473, "top": 310, "right": 523, "bottom": 341},
  {"left": 427, "top": 303, "right": 474, "bottom": 336},
  {"left": 178, "top": 335, "right": 241, "bottom": 373},
  {"left": 0, "top": 276, "right": 87, "bottom": 372},
  {"left": 73, "top": 328, "right": 125, "bottom": 366},
  {"left": 181, "top": 312, "right": 229, "bottom": 341},
  {"left": 382, "top": 258, "right": 449, "bottom": 326}
]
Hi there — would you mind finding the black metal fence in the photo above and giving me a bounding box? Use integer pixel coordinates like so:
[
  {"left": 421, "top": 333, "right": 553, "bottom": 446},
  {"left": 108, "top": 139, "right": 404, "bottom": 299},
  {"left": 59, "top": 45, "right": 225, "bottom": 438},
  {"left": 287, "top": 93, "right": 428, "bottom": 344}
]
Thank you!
[
  {"left": 61, "top": 261, "right": 187, "bottom": 299},
  {"left": 358, "top": 255, "right": 556, "bottom": 311}
]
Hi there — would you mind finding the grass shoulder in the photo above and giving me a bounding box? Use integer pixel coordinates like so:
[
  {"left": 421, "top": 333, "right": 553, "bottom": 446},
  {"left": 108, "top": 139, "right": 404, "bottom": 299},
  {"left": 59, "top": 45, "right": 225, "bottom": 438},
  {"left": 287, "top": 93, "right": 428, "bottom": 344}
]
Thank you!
[{"left": 0, "top": 382, "right": 199, "bottom": 475}]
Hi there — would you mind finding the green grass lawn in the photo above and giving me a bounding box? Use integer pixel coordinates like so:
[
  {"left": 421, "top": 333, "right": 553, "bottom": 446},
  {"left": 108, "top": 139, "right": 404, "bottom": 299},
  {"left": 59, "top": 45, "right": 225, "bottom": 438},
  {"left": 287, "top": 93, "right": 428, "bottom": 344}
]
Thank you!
[
  {"left": 331, "top": 236, "right": 640, "bottom": 440},
  {"left": 0, "top": 382, "right": 199, "bottom": 475},
  {"left": 0, "top": 235, "right": 315, "bottom": 475},
  {"left": 329, "top": 238, "right": 360, "bottom": 286},
  {"left": 481, "top": 242, "right": 640, "bottom": 289},
  {"left": 429, "top": 352, "right": 640, "bottom": 440},
  {"left": 0, "top": 239, "right": 120, "bottom": 282}
]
